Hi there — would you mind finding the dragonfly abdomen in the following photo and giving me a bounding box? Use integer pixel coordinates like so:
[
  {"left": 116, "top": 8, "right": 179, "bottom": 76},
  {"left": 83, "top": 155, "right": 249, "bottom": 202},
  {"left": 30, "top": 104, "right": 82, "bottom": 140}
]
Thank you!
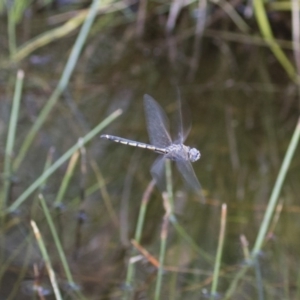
[{"left": 100, "top": 134, "right": 167, "bottom": 154}]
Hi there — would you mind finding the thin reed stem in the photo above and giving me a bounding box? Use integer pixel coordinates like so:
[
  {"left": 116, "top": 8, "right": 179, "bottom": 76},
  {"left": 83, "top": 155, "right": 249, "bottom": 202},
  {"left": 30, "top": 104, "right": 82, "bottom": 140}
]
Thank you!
[
  {"left": 252, "top": 118, "right": 300, "bottom": 256},
  {"left": 39, "top": 194, "right": 85, "bottom": 299},
  {"left": 210, "top": 204, "right": 227, "bottom": 299},
  {"left": 54, "top": 151, "right": 80, "bottom": 207},
  {"left": 30, "top": 220, "right": 63, "bottom": 300},
  {"left": 155, "top": 192, "right": 171, "bottom": 300},
  {"left": 224, "top": 118, "right": 300, "bottom": 299},
  {"left": 2, "top": 70, "right": 24, "bottom": 209},
  {"left": 123, "top": 180, "right": 155, "bottom": 299},
  {"left": 165, "top": 160, "right": 174, "bottom": 211}
]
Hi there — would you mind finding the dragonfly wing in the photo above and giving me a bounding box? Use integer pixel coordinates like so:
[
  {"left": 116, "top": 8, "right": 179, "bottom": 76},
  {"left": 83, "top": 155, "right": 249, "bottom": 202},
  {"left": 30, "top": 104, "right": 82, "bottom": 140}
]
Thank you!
[
  {"left": 175, "top": 159, "right": 201, "bottom": 191},
  {"left": 173, "top": 93, "right": 191, "bottom": 144},
  {"left": 150, "top": 156, "right": 167, "bottom": 191},
  {"left": 144, "top": 95, "right": 172, "bottom": 148}
]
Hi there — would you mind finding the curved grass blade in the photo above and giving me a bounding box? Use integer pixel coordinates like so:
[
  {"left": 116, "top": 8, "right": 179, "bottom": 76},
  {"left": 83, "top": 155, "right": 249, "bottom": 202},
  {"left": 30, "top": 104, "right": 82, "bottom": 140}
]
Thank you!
[{"left": 253, "top": 0, "right": 297, "bottom": 81}]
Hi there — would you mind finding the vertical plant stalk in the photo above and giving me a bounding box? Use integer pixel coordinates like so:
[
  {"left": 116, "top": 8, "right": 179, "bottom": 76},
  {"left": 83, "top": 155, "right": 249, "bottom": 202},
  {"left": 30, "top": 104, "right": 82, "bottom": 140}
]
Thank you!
[
  {"left": 239, "top": 234, "right": 250, "bottom": 261},
  {"left": 165, "top": 159, "right": 174, "bottom": 212},
  {"left": 154, "top": 160, "right": 174, "bottom": 299},
  {"left": 123, "top": 180, "right": 155, "bottom": 300},
  {"left": 79, "top": 139, "right": 87, "bottom": 204},
  {"left": 224, "top": 118, "right": 300, "bottom": 299},
  {"left": 253, "top": 258, "right": 264, "bottom": 300},
  {"left": 166, "top": 159, "right": 212, "bottom": 262},
  {"left": 252, "top": 118, "right": 300, "bottom": 256},
  {"left": 30, "top": 220, "right": 63, "bottom": 300},
  {"left": 39, "top": 195, "right": 85, "bottom": 299},
  {"left": 155, "top": 192, "right": 171, "bottom": 300},
  {"left": 13, "top": 0, "right": 101, "bottom": 171},
  {"left": 210, "top": 204, "right": 227, "bottom": 299},
  {"left": 6, "top": 109, "right": 122, "bottom": 213},
  {"left": 133, "top": 180, "right": 156, "bottom": 243},
  {"left": 2, "top": 70, "right": 24, "bottom": 209}
]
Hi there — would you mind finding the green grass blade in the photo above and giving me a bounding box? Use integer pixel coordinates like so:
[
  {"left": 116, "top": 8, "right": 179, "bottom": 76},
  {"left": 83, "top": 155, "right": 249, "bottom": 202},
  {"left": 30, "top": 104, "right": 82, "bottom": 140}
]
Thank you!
[
  {"left": 11, "top": 11, "right": 88, "bottom": 63},
  {"left": 39, "top": 194, "right": 86, "bottom": 299},
  {"left": 254, "top": 258, "right": 264, "bottom": 300},
  {"left": 2, "top": 70, "right": 24, "bottom": 209},
  {"left": 252, "top": 118, "right": 300, "bottom": 256},
  {"left": 6, "top": 109, "right": 122, "bottom": 213},
  {"left": 155, "top": 192, "right": 171, "bottom": 300},
  {"left": 165, "top": 159, "right": 174, "bottom": 211},
  {"left": 253, "top": 0, "right": 297, "bottom": 80},
  {"left": 13, "top": 0, "right": 101, "bottom": 171},
  {"left": 166, "top": 160, "right": 212, "bottom": 262},
  {"left": 224, "top": 118, "right": 300, "bottom": 299},
  {"left": 123, "top": 180, "right": 155, "bottom": 299}
]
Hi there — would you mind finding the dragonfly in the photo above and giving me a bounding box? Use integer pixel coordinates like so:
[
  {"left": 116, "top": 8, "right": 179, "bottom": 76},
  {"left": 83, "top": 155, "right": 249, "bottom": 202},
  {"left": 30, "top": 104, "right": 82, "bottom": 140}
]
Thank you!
[{"left": 101, "top": 94, "right": 201, "bottom": 192}]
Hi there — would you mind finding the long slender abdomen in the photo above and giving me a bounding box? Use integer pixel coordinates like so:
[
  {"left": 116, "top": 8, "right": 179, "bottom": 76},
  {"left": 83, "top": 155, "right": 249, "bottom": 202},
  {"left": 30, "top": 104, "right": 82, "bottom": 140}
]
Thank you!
[{"left": 100, "top": 134, "right": 167, "bottom": 154}]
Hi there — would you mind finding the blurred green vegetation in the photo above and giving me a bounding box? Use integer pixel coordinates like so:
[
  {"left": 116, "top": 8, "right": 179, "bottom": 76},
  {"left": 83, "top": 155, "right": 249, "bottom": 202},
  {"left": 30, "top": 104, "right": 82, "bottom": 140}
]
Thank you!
[{"left": 0, "top": 0, "right": 300, "bottom": 299}]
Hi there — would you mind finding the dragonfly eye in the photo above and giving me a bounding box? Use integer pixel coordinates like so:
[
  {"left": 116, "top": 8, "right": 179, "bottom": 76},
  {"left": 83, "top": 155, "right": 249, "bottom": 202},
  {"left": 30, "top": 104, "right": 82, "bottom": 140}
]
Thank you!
[{"left": 189, "top": 148, "right": 201, "bottom": 162}]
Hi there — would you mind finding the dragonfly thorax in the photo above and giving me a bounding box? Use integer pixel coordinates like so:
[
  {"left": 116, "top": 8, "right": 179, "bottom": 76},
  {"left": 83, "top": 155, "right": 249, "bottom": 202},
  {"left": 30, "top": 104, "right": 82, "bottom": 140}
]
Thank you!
[{"left": 164, "top": 144, "right": 200, "bottom": 163}]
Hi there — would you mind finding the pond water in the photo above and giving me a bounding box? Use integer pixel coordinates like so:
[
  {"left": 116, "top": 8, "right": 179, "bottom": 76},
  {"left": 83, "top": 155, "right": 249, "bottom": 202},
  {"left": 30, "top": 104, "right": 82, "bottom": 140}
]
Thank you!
[{"left": 0, "top": 2, "right": 299, "bottom": 299}]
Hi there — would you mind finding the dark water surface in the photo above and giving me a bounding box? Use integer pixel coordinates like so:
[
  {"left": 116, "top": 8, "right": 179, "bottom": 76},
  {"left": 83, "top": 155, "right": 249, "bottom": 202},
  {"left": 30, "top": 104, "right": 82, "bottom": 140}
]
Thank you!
[{"left": 0, "top": 6, "right": 299, "bottom": 299}]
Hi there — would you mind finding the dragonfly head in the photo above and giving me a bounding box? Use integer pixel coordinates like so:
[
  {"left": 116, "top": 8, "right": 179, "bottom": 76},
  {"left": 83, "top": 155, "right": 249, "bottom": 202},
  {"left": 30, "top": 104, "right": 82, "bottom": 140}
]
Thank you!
[{"left": 188, "top": 148, "right": 201, "bottom": 162}]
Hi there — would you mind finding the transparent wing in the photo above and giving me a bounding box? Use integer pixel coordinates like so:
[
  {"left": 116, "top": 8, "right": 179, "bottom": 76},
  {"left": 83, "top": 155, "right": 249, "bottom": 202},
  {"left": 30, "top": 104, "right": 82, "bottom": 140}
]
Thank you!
[
  {"left": 150, "top": 156, "right": 167, "bottom": 191},
  {"left": 175, "top": 160, "right": 200, "bottom": 191},
  {"left": 144, "top": 95, "right": 172, "bottom": 148},
  {"left": 173, "top": 93, "right": 191, "bottom": 144}
]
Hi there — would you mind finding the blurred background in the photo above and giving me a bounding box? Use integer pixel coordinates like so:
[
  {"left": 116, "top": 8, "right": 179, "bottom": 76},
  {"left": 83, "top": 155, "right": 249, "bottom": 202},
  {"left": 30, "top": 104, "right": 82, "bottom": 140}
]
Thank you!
[{"left": 0, "top": 0, "right": 299, "bottom": 299}]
